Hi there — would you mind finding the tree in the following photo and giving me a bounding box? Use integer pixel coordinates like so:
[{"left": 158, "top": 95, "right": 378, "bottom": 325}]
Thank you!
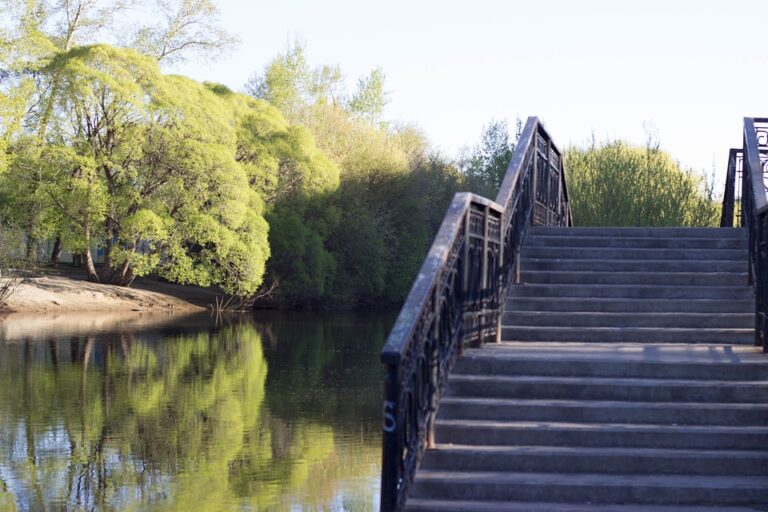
[
  {"left": 8, "top": 45, "right": 271, "bottom": 294},
  {"left": 1, "top": 0, "right": 238, "bottom": 265},
  {"left": 245, "top": 41, "right": 344, "bottom": 123},
  {"left": 245, "top": 45, "right": 465, "bottom": 307},
  {"left": 462, "top": 119, "right": 518, "bottom": 198},
  {"left": 130, "top": 0, "right": 239, "bottom": 64},
  {"left": 348, "top": 67, "right": 387, "bottom": 124},
  {"left": 565, "top": 140, "right": 719, "bottom": 226}
]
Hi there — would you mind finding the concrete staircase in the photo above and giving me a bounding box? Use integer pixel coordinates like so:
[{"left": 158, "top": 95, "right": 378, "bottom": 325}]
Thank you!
[{"left": 407, "top": 227, "right": 768, "bottom": 511}]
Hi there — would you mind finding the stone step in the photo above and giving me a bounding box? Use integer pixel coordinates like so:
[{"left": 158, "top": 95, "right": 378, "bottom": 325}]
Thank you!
[
  {"left": 520, "top": 271, "right": 747, "bottom": 286},
  {"left": 502, "top": 326, "right": 753, "bottom": 344},
  {"left": 521, "top": 258, "right": 747, "bottom": 273},
  {"left": 503, "top": 311, "right": 754, "bottom": 329},
  {"left": 409, "top": 471, "right": 768, "bottom": 506},
  {"left": 446, "top": 375, "right": 768, "bottom": 403},
  {"left": 528, "top": 227, "right": 746, "bottom": 238},
  {"left": 405, "top": 499, "right": 764, "bottom": 512},
  {"left": 438, "top": 397, "right": 768, "bottom": 426},
  {"left": 419, "top": 445, "right": 768, "bottom": 476},
  {"left": 521, "top": 247, "right": 745, "bottom": 260},
  {"left": 506, "top": 297, "right": 754, "bottom": 313},
  {"left": 525, "top": 235, "right": 746, "bottom": 249},
  {"left": 528, "top": 227, "right": 748, "bottom": 238},
  {"left": 457, "top": 343, "right": 768, "bottom": 380},
  {"left": 509, "top": 284, "right": 753, "bottom": 300},
  {"left": 435, "top": 419, "right": 768, "bottom": 450}
]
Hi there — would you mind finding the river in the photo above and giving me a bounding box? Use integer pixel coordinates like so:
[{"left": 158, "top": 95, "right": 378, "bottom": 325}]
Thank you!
[{"left": 0, "top": 309, "right": 396, "bottom": 511}]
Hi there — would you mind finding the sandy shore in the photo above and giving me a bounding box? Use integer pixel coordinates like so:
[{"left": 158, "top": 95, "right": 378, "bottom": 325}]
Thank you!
[{"left": 1, "top": 274, "right": 212, "bottom": 313}]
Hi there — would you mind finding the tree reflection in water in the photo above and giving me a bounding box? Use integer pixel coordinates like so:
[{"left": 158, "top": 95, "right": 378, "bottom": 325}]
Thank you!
[{"left": 0, "top": 311, "right": 391, "bottom": 511}]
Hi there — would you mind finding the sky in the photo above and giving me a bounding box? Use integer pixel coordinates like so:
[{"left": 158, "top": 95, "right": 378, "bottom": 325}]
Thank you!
[{"left": 168, "top": 0, "right": 768, "bottom": 186}]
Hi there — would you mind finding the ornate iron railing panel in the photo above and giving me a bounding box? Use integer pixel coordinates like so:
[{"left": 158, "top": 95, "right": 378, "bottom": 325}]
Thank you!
[
  {"left": 379, "top": 117, "right": 570, "bottom": 512},
  {"left": 733, "top": 117, "right": 768, "bottom": 351}
]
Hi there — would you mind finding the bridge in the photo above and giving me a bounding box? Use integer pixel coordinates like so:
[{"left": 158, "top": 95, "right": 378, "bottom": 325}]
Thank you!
[{"left": 379, "top": 117, "right": 768, "bottom": 511}]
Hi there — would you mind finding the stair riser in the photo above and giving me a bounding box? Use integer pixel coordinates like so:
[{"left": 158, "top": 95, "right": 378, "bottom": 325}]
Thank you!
[
  {"left": 409, "top": 480, "right": 768, "bottom": 505},
  {"left": 502, "top": 327, "right": 753, "bottom": 344},
  {"left": 522, "top": 259, "right": 748, "bottom": 272},
  {"left": 528, "top": 227, "right": 746, "bottom": 238},
  {"left": 506, "top": 298, "right": 754, "bottom": 313},
  {"left": 526, "top": 236, "right": 747, "bottom": 249},
  {"left": 522, "top": 248, "right": 746, "bottom": 260},
  {"left": 436, "top": 425, "right": 768, "bottom": 450},
  {"left": 521, "top": 272, "right": 748, "bottom": 286},
  {"left": 438, "top": 401, "right": 768, "bottom": 426},
  {"left": 419, "top": 450, "right": 768, "bottom": 476},
  {"left": 447, "top": 380, "right": 768, "bottom": 403},
  {"left": 503, "top": 313, "right": 754, "bottom": 329},
  {"left": 509, "top": 285, "right": 753, "bottom": 300},
  {"left": 454, "top": 358, "right": 768, "bottom": 380}
]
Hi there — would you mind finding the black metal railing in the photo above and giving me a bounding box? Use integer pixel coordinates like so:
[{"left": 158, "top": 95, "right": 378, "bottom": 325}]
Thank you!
[
  {"left": 722, "top": 117, "right": 768, "bottom": 351},
  {"left": 720, "top": 148, "right": 743, "bottom": 228},
  {"left": 379, "top": 117, "right": 571, "bottom": 511}
]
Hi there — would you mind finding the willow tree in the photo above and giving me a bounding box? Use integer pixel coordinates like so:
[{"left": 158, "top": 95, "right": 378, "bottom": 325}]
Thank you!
[
  {"left": 15, "top": 45, "right": 270, "bottom": 294},
  {"left": 565, "top": 141, "right": 719, "bottom": 227}
]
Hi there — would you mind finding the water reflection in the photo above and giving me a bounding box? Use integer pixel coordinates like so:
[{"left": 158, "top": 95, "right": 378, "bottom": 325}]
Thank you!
[{"left": 0, "top": 310, "right": 393, "bottom": 511}]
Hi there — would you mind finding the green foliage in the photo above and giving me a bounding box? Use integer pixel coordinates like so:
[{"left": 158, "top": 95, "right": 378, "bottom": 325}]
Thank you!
[
  {"left": 1, "top": 18, "right": 464, "bottom": 306},
  {"left": 349, "top": 67, "right": 388, "bottom": 123},
  {"left": 247, "top": 46, "right": 464, "bottom": 307},
  {"left": 462, "top": 119, "right": 518, "bottom": 198},
  {"left": 565, "top": 140, "right": 719, "bottom": 226},
  {"left": 245, "top": 41, "right": 344, "bottom": 121},
  {"left": 130, "top": 0, "right": 239, "bottom": 63}
]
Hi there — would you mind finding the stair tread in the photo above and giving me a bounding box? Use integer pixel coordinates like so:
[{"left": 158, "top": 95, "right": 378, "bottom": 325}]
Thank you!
[
  {"left": 429, "top": 443, "right": 768, "bottom": 457},
  {"left": 440, "top": 396, "right": 768, "bottom": 410},
  {"left": 504, "top": 311, "right": 753, "bottom": 317},
  {"left": 406, "top": 498, "right": 763, "bottom": 512},
  {"left": 436, "top": 419, "right": 768, "bottom": 434},
  {"left": 503, "top": 326, "right": 753, "bottom": 332},
  {"left": 513, "top": 283, "right": 750, "bottom": 290},
  {"left": 449, "top": 374, "right": 768, "bottom": 387},
  {"left": 413, "top": 470, "right": 768, "bottom": 488},
  {"left": 471, "top": 342, "right": 766, "bottom": 363}
]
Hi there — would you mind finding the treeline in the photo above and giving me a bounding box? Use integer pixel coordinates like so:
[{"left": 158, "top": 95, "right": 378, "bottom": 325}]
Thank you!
[
  {"left": 0, "top": 1, "right": 719, "bottom": 308},
  {"left": 0, "top": 1, "right": 514, "bottom": 307}
]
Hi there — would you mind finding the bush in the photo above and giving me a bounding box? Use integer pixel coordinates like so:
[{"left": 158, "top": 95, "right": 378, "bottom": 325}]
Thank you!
[{"left": 565, "top": 141, "right": 718, "bottom": 226}]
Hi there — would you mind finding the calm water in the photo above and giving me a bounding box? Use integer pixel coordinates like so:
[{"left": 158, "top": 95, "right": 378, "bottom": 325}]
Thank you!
[{"left": 0, "top": 309, "right": 396, "bottom": 511}]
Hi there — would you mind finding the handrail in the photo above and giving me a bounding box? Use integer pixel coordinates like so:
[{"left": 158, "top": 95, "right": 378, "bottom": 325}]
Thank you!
[
  {"left": 734, "top": 117, "right": 768, "bottom": 351},
  {"left": 719, "top": 148, "right": 741, "bottom": 227},
  {"left": 379, "top": 117, "right": 571, "bottom": 512}
]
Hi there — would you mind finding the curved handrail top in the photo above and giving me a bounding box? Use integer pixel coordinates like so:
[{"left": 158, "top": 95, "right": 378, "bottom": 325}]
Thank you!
[
  {"left": 495, "top": 116, "right": 565, "bottom": 206},
  {"left": 380, "top": 192, "right": 503, "bottom": 364},
  {"left": 743, "top": 118, "right": 768, "bottom": 214},
  {"left": 495, "top": 117, "right": 539, "bottom": 207}
]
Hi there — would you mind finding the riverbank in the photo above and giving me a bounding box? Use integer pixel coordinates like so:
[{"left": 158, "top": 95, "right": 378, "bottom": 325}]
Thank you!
[{"left": 0, "top": 272, "right": 217, "bottom": 313}]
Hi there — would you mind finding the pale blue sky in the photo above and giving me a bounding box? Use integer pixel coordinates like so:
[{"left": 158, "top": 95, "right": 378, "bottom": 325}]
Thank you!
[{"left": 169, "top": 0, "right": 768, "bottom": 183}]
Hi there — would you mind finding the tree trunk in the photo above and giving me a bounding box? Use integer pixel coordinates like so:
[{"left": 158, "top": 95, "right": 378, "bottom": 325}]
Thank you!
[
  {"left": 83, "top": 227, "right": 99, "bottom": 282},
  {"left": 25, "top": 233, "right": 36, "bottom": 262},
  {"left": 50, "top": 236, "right": 63, "bottom": 267},
  {"left": 84, "top": 249, "right": 99, "bottom": 282}
]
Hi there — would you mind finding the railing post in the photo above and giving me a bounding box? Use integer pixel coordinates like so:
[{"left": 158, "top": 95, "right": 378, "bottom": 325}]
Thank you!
[
  {"left": 757, "top": 212, "right": 768, "bottom": 351},
  {"left": 720, "top": 150, "right": 736, "bottom": 228},
  {"left": 531, "top": 133, "right": 540, "bottom": 226},
  {"left": 380, "top": 362, "right": 401, "bottom": 512}
]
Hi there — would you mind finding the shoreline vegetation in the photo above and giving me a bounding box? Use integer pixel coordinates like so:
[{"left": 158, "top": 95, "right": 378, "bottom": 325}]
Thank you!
[{"left": 1, "top": 2, "right": 720, "bottom": 314}]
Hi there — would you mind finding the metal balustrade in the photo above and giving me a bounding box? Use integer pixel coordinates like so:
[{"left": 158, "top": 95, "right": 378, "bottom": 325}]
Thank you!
[{"left": 379, "top": 117, "right": 571, "bottom": 511}]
